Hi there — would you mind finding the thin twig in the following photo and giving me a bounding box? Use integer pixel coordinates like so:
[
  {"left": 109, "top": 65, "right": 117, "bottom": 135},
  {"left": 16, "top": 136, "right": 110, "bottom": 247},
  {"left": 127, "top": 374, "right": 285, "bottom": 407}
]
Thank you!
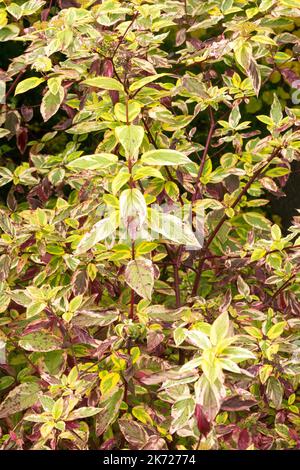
[
  {"left": 111, "top": 12, "right": 138, "bottom": 59},
  {"left": 192, "top": 106, "right": 215, "bottom": 202},
  {"left": 191, "top": 146, "right": 282, "bottom": 296},
  {"left": 5, "top": 69, "right": 27, "bottom": 100}
]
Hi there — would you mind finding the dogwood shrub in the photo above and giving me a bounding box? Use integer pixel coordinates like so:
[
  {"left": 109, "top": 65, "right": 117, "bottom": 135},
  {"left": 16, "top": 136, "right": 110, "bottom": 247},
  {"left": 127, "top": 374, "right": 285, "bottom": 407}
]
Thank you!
[{"left": 0, "top": 0, "right": 300, "bottom": 450}]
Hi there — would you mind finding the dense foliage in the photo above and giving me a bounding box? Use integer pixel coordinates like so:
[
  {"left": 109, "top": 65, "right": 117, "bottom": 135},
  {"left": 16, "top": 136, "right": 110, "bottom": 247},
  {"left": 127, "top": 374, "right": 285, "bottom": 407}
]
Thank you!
[{"left": 0, "top": 0, "right": 300, "bottom": 451}]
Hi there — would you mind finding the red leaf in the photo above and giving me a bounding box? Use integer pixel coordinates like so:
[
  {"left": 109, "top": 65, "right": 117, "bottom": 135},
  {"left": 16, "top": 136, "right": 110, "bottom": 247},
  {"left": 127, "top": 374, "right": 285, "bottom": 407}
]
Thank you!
[
  {"left": 16, "top": 127, "right": 28, "bottom": 154},
  {"left": 21, "top": 105, "right": 33, "bottom": 122},
  {"left": 195, "top": 404, "right": 211, "bottom": 437},
  {"left": 221, "top": 396, "right": 257, "bottom": 411},
  {"left": 238, "top": 429, "right": 250, "bottom": 450},
  {"left": 103, "top": 59, "right": 114, "bottom": 78}
]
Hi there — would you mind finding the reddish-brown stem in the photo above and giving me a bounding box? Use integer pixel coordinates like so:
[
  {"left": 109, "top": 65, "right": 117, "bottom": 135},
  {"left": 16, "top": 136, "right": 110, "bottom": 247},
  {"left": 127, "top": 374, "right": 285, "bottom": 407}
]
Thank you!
[
  {"left": 125, "top": 95, "right": 136, "bottom": 320},
  {"left": 7, "top": 337, "right": 39, "bottom": 374},
  {"left": 142, "top": 116, "right": 157, "bottom": 148},
  {"left": 174, "top": 246, "right": 183, "bottom": 309},
  {"left": 111, "top": 12, "right": 138, "bottom": 59},
  {"left": 192, "top": 106, "right": 215, "bottom": 202},
  {"left": 268, "top": 272, "right": 297, "bottom": 304},
  {"left": 129, "top": 286, "right": 135, "bottom": 320},
  {"left": 174, "top": 264, "right": 181, "bottom": 308},
  {"left": 129, "top": 186, "right": 135, "bottom": 320},
  {"left": 5, "top": 69, "right": 27, "bottom": 100},
  {"left": 191, "top": 146, "right": 282, "bottom": 296},
  {"left": 44, "top": 0, "right": 54, "bottom": 21},
  {"left": 166, "top": 245, "right": 185, "bottom": 364},
  {"left": 202, "top": 243, "right": 300, "bottom": 262}
]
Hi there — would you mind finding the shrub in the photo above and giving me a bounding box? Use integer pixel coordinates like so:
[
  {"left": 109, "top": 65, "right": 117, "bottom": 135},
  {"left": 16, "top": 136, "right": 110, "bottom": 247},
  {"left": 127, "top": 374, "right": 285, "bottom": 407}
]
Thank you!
[{"left": 0, "top": 0, "right": 300, "bottom": 450}]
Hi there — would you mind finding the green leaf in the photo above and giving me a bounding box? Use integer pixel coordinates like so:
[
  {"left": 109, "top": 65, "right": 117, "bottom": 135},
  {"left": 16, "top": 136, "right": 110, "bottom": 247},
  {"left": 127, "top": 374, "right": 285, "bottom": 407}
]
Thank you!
[
  {"left": 46, "top": 245, "right": 65, "bottom": 256},
  {"left": 265, "top": 167, "right": 289, "bottom": 177},
  {"left": 0, "top": 376, "right": 15, "bottom": 391},
  {"left": 0, "top": 128, "right": 11, "bottom": 138},
  {"left": 187, "top": 330, "right": 211, "bottom": 349},
  {"left": 174, "top": 327, "right": 187, "bottom": 346},
  {"left": 165, "top": 181, "right": 179, "bottom": 201},
  {"left": 112, "top": 169, "right": 131, "bottom": 195},
  {"left": 170, "top": 397, "right": 195, "bottom": 433},
  {"left": 119, "top": 419, "right": 148, "bottom": 449},
  {"left": 52, "top": 398, "right": 64, "bottom": 420},
  {"left": 271, "top": 224, "right": 282, "bottom": 240},
  {"left": 210, "top": 312, "right": 229, "bottom": 346},
  {"left": 229, "top": 106, "right": 241, "bottom": 128},
  {"left": 133, "top": 166, "right": 164, "bottom": 181},
  {"left": 195, "top": 375, "right": 221, "bottom": 421},
  {"left": 0, "top": 24, "right": 20, "bottom": 42},
  {"left": 267, "top": 321, "right": 286, "bottom": 340},
  {"left": 243, "top": 212, "right": 271, "bottom": 230},
  {"left": 0, "top": 383, "right": 40, "bottom": 418},
  {"left": 252, "top": 35, "right": 277, "bottom": 46},
  {"left": 15, "top": 77, "right": 45, "bottom": 95},
  {"left": 48, "top": 77, "right": 62, "bottom": 95},
  {"left": 6, "top": 3, "right": 23, "bottom": 19},
  {"left": 251, "top": 247, "right": 267, "bottom": 262},
  {"left": 115, "top": 125, "right": 144, "bottom": 160},
  {"left": 72, "top": 309, "right": 119, "bottom": 327},
  {"left": 141, "top": 149, "right": 192, "bottom": 166},
  {"left": 130, "top": 346, "right": 140, "bottom": 364},
  {"left": 280, "top": 0, "right": 300, "bottom": 7},
  {"left": 100, "top": 372, "right": 120, "bottom": 396},
  {"left": 218, "top": 358, "right": 241, "bottom": 374},
  {"left": 132, "top": 405, "right": 153, "bottom": 425},
  {"left": 19, "top": 331, "right": 63, "bottom": 352},
  {"left": 67, "top": 121, "right": 111, "bottom": 134},
  {"left": 67, "top": 153, "right": 118, "bottom": 170},
  {"left": 125, "top": 258, "right": 155, "bottom": 300},
  {"left": 275, "top": 423, "right": 290, "bottom": 439},
  {"left": 83, "top": 77, "right": 124, "bottom": 92},
  {"left": 244, "top": 326, "right": 263, "bottom": 339},
  {"left": 96, "top": 388, "right": 124, "bottom": 436},
  {"left": 69, "top": 295, "right": 83, "bottom": 312},
  {"left": 75, "top": 212, "right": 119, "bottom": 254},
  {"left": 259, "top": 364, "right": 273, "bottom": 384},
  {"left": 180, "top": 356, "right": 203, "bottom": 373},
  {"left": 41, "top": 87, "right": 64, "bottom": 122},
  {"left": 120, "top": 188, "right": 147, "bottom": 235},
  {"left": 26, "top": 301, "right": 46, "bottom": 319},
  {"left": 129, "top": 73, "right": 170, "bottom": 93},
  {"left": 0, "top": 167, "right": 13, "bottom": 186},
  {"left": 114, "top": 102, "right": 141, "bottom": 123},
  {"left": 40, "top": 422, "right": 54, "bottom": 439},
  {"left": 266, "top": 376, "right": 283, "bottom": 409},
  {"left": 270, "top": 94, "right": 283, "bottom": 125},
  {"left": 257, "top": 115, "right": 274, "bottom": 126},
  {"left": 40, "top": 395, "right": 55, "bottom": 412},
  {"left": 149, "top": 209, "right": 201, "bottom": 248},
  {"left": 201, "top": 353, "right": 221, "bottom": 383},
  {"left": 237, "top": 275, "right": 250, "bottom": 298},
  {"left": 66, "top": 407, "right": 102, "bottom": 420},
  {"left": 23, "top": 413, "right": 47, "bottom": 423},
  {"left": 235, "top": 41, "right": 252, "bottom": 70},
  {"left": 222, "top": 347, "right": 257, "bottom": 362}
]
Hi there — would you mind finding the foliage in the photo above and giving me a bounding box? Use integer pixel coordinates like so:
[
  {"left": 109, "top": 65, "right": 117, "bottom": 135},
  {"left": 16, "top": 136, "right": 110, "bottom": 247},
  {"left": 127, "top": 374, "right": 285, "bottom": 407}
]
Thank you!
[{"left": 0, "top": 0, "right": 300, "bottom": 450}]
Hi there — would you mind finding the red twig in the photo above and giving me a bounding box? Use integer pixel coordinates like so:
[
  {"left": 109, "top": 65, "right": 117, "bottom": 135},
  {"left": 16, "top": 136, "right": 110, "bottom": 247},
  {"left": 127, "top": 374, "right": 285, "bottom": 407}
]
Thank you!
[
  {"left": 191, "top": 146, "right": 282, "bottom": 296},
  {"left": 192, "top": 106, "right": 215, "bottom": 202}
]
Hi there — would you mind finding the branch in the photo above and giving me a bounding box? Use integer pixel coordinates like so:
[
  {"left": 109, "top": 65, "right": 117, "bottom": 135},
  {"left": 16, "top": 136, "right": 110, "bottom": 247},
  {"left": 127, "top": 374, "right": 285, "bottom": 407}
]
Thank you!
[
  {"left": 192, "top": 106, "right": 215, "bottom": 202},
  {"left": 5, "top": 69, "right": 27, "bottom": 100},
  {"left": 191, "top": 146, "right": 282, "bottom": 296},
  {"left": 111, "top": 12, "right": 138, "bottom": 59}
]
